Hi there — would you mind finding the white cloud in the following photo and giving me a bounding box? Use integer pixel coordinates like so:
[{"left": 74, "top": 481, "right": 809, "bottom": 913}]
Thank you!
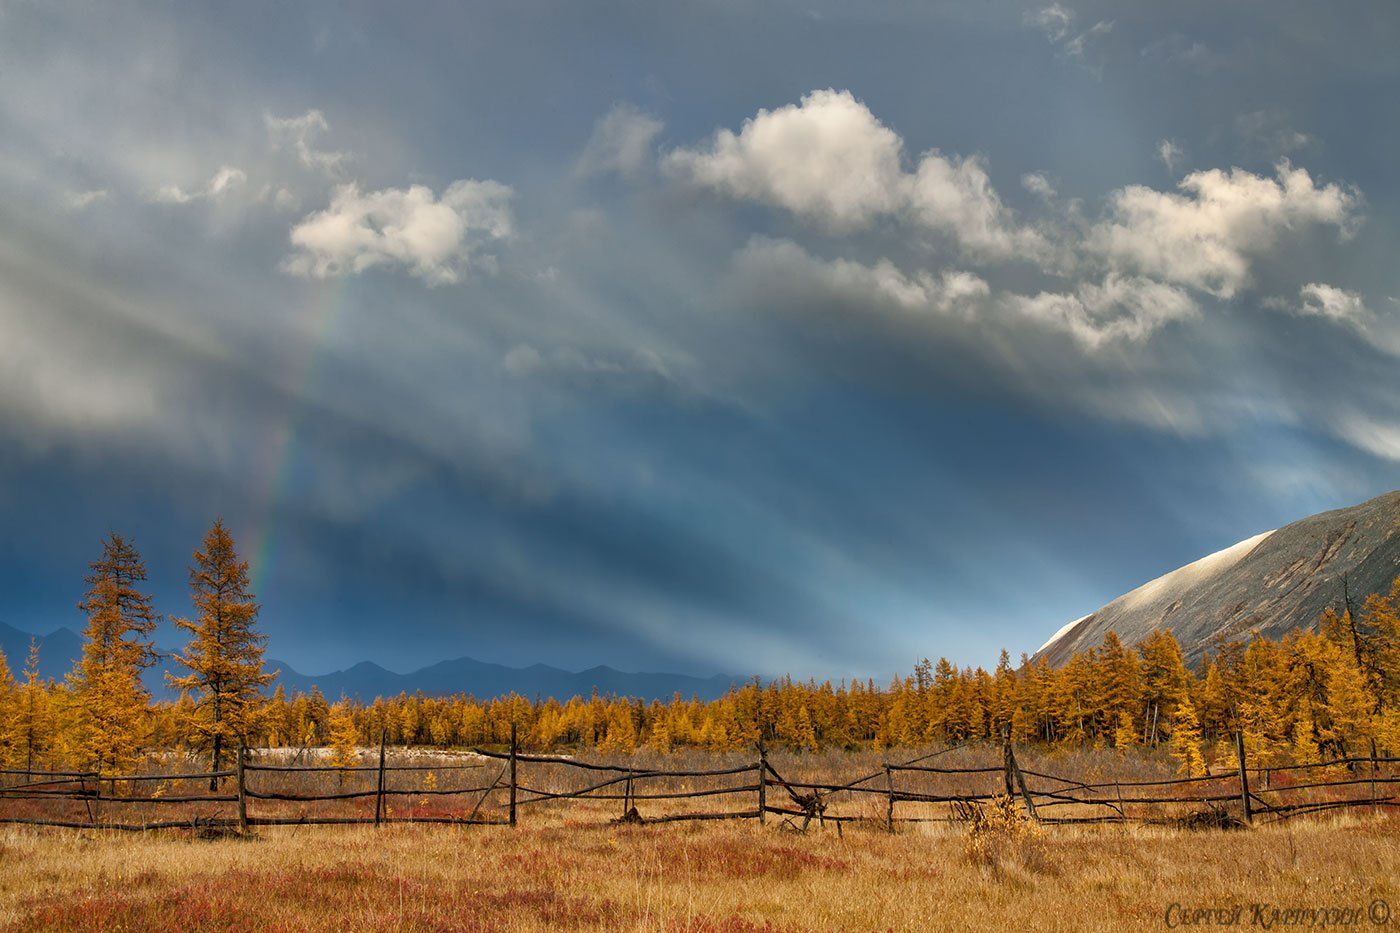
[
  {"left": 1021, "top": 172, "right": 1056, "bottom": 201},
  {"left": 1063, "top": 19, "right": 1113, "bottom": 63},
  {"left": 1010, "top": 274, "right": 1200, "bottom": 349},
  {"left": 66, "top": 188, "right": 110, "bottom": 210},
  {"left": 906, "top": 150, "right": 1046, "bottom": 260},
  {"left": 503, "top": 343, "right": 545, "bottom": 376},
  {"left": 664, "top": 89, "right": 905, "bottom": 231},
  {"left": 259, "top": 185, "right": 300, "bottom": 211},
  {"left": 285, "top": 179, "right": 513, "bottom": 284},
  {"left": 1157, "top": 139, "right": 1184, "bottom": 173},
  {"left": 1334, "top": 414, "right": 1400, "bottom": 462},
  {"left": 265, "top": 109, "right": 348, "bottom": 175},
  {"left": 1025, "top": 4, "right": 1073, "bottom": 42},
  {"left": 576, "top": 103, "right": 663, "bottom": 178},
  {"left": 1269, "top": 283, "right": 1399, "bottom": 356},
  {"left": 734, "top": 236, "right": 989, "bottom": 316},
  {"left": 1296, "top": 282, "right": 1370, "bottom": 325},
  {"left": 1235, "top": 108, "right": 1311, "bottom": 157},
  {"left": 665, "top": 89, "right": 1041, "bottom": 260},
  {"left": 1025, "top": 5, "right": 1113, "bottom": 68},
  {"left": 152, "top": 165, "right": 247, "bottom": 204},
  {"left": 1088, "top": 163, "right": 1359, "bottom": 298}
]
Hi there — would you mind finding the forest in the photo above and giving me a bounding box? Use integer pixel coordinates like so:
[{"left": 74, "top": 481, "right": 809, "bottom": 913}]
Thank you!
[{"left": 3, "top": 524, "right": 1398, "bottom": 780}]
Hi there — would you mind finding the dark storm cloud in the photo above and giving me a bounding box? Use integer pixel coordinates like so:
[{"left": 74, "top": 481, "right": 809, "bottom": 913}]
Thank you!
[{"left": 0, "top": 0, "right": 1397, "bottom": 679}]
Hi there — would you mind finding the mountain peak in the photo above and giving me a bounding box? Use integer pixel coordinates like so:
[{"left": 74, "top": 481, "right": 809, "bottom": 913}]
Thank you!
[{"left": 1034, "top": 489, "right": 1400, "bottom": 667}]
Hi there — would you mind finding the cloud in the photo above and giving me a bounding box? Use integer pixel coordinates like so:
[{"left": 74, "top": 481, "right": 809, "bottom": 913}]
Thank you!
[
  {"left": 665, "top": 89, "right": 1041, "bottom": 260},
  {"left": 905, "top": 150, "right": 1047, "bottom": 261},
  {"left": 1063, "top": 19, "right": 1113, "bottom": 63},
  {"left": 1264, "top": 283, "right": 1400, "bottom": 356},
  {"left": 1157, "top": 139, "right": 1184, "bottom": 173},
  {"left": 1334, "top": 414, "right": 1400, "bottom": 462},
  {"left": 1025, "top": 5, "right": 1113, "bottom": 69},
  {"left": 151, "top": 165, "right": 247, "bottom": 204},
  {"left": 1021, "top": 172, "right": 1057, "bottom": 201},
  {"left": 1296, "top": 282, "right": 1370, "bottom": 325},
  {"left": 733, "top": 236, "right": 989, "bottom": 316},
  {"left": 65, "top": 189, "right": 109, "bottom": 210},
  {"left": 285, "top": 179, "right": 513, "bottom": 284},
  {"left": 575, "top": 104, "right": 663, "bottom": 178},
  {"left": 1010, "top": 275, "right": 1200, "bottom": 349},
  {"left": 1140, "top": 35, "right": 1214, "bottom": 70},
  {"left": 1235, "top": 108, "right": 1311, "bottom": 158},
  {"left": 1087, "top": 163, "right": 1359, "bottom": 298},
  {"left": 259, "top": 184, "right": 300, "bottom": 211},
  {"left": 265, "top": 109, "right": 348, "bottom": 175},
  {"left": 1025, "top": 4, "right": 1073, "bottom": 42},
  {"left": 664, "top": 89, "right": 905, "bottom": 232}
]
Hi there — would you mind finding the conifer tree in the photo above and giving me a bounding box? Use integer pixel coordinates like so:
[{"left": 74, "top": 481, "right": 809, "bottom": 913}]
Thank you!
[
  {"left": 70, "top": 533, "right": 159, "bottom": 773},
  {"left": 328, "top": 701, "right": 360, "bottom": 775},
  {"left": 0, "top": 647, "right": 16, "bottom": 765},
  {"left": 1098, "top": 631, "right": 1143, "bottom": 742},
  {"left": 1168, "top": 701, "right": 1206, "bottom": 776},
  {"left": 1322, "top": 649, "right": 1373, "bottom": 757},
  {"left": 13, "top": 640, "right": 53, "bottom": 773},
  {"left": 1139, "top": 629, "right": 1190, "bottom": 745},
  {"left": 169, "top": 521, "right": 275, "bottom": 785}
]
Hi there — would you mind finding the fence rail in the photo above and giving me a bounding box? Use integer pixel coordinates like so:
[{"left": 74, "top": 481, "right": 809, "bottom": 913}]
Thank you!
[{"left": 1, "top": 731, "right": 1395, "bottom": 834}]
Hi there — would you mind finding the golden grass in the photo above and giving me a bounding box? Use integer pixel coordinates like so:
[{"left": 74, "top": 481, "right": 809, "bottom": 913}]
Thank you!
[{"left": 1, "top": 809, "right": 1396, "bottom": 931}]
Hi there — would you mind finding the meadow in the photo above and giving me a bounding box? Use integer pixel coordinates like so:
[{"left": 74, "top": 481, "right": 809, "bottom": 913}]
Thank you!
[
  {"left": 2, "top": 806, "right": 1396, "bottom": 931},
  {"left": 2, "top": 746, "right": 1397, "bottom": 931}
]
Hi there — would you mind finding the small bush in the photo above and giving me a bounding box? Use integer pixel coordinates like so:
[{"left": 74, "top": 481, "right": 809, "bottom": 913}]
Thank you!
[{"left": 961, "top": 795, "right": 1046, "bottom": 880}]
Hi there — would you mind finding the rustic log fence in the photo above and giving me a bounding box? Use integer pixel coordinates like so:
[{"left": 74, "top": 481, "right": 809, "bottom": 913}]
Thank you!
[{"left": 2, "top": 731, "right": 1396, "bottom": 834}]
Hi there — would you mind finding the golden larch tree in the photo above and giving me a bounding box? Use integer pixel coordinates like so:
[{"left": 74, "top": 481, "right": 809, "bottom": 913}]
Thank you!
[
  {"left": 169, "top": 520, "right": 275, "bottom": 785},
  {"left": 12, "top": 640, "right": 54, "bottom": 772},
  {"left": 0, "top": 647, "right": 15, "bottom": 765},
  {"left": 70, "top": 533, "right": 160, "bottom": 773}
]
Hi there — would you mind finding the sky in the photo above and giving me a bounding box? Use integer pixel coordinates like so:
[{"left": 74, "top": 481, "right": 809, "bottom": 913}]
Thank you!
[{"left": 1, "top": 1, "right": 1398, "bottom": 681}]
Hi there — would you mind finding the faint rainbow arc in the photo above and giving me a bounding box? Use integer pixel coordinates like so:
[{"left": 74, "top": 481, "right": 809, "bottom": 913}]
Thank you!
[{"left": 248, "top": 280, "right": 347, "bottom": 593}]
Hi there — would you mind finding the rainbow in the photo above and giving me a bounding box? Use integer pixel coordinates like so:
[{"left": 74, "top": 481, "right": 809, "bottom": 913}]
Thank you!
[{"left": 247, "top": 279, "right": 348, "bottom": 594}]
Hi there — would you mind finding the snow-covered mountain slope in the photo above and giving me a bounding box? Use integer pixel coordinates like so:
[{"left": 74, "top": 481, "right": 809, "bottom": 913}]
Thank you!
[{"left": 1034, "top": 490, "right": 1400, "bottom": 667}]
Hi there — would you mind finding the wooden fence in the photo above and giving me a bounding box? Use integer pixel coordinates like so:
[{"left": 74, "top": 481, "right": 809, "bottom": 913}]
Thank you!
[{"left": 2, "top": 728, "right": 1396, "bottom": 834}]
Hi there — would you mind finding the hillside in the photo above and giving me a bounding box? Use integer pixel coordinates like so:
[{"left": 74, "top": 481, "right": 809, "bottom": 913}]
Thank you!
[{"left": 1035, "top": 489, "right": 1400, "bottom": 666}]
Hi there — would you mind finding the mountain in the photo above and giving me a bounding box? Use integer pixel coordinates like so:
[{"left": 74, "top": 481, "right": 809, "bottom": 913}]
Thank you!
[
  {"left": 0, "top": 620, "right": 83, "bottom": 683},
  {"left": 265, "top": 656, "right": 738, "bottom": 702},
  {"left": 0, "top": 618, "right": 737, "bottom": 702},
  {"left": 1034, "top": 489, "right": 1400, "bottom": 667}
]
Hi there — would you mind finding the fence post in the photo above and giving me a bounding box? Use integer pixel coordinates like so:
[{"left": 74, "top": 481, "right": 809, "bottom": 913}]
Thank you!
[
  {"left": 508, "top": 722, "right": 518, "bottom": 828},
  {"left": 757, "top": 744, "right": 767, "bottom": 825},
  {"left": 1001, "top": 728, "right": 1017, "bottom": 799},
  {"left": 1370, "top": 737, "right": 1379, "bottom": 814},
  {"left": 1234, "top": 730, "right": 1253, "bottom": 825},
  {"left": 884, "top": 764, "right": 894, "bottom": 832},
  {"left": 1004, "top": 739, "right": 1039, "bottom": 821},
  {"left": 375, "top": 730, "right": 387, "bottom": 826},
  {"left": 236, "top": 743, "right": 248, "bottom": 833}
]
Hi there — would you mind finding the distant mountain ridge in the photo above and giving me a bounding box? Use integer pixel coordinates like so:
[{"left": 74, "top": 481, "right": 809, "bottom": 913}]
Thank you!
[
  {"left": 1034, "top": 489, "right": 1400, "bottom": 667},
  {"left": 0, "top": 620, "right": 737, "bottom": 702}
]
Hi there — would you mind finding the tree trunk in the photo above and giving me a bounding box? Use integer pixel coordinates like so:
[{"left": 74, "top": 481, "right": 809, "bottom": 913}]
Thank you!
[{"left": 210, "top": 732, "right": 223, "bottom": 792}]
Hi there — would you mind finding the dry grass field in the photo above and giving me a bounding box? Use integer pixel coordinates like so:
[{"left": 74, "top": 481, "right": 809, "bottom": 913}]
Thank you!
[
  {"left": 3, "top": 746, "right": 1398, "bottom": 931},
  {"left": 2, "top": 807, "right": 1397, "bottom": 931}
]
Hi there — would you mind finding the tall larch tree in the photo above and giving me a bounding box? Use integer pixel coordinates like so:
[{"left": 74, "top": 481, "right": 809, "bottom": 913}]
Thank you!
[
  {"left": 70, "top": 533, "right": 160, "bottom": 773},
  {"left": 1139, "top": 630, "right": 1190, "bottom": 745},
  {"left": 169, "top": 520, "right": 275, "bottom": 785},
  {"left": 0, "top": 647, "right": 16, "bottom": 765},
  {"left": 13, "top": 640, "right": 53, "bottom": 772}
]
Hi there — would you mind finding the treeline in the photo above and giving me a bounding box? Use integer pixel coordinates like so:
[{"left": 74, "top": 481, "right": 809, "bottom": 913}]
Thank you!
[
  {"left": 0, "top": 522, "right": 271, "bottom": 781},
  {"left": 2, "top": 526, "right": 1398, "bottom": 777}
]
